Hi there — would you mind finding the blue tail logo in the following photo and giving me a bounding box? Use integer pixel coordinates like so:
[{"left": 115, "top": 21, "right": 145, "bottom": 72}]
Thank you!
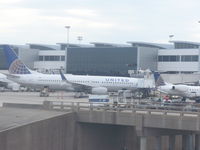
[
  {"left": 3, "top": 45, "right": 31, "bottom": 74},
  {"left": 59, "top": 69, "right": 67, "bottom": 81},
  {"left": 154, "top": 72, "right": 166, "bottom": 87}
]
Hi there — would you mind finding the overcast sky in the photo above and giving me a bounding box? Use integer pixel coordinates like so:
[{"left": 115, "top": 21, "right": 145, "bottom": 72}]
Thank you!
[{"left": 0, "top": 0, "right": 200, "bottom": 45}]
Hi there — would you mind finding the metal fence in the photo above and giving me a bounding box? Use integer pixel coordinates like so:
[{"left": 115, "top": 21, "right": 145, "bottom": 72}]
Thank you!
[{"left": 43, "top": 101, "right": 200, "bottom": 117}]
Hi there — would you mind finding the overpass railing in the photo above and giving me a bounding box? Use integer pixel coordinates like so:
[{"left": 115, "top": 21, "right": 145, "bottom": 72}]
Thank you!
[{"left": 43, "top": 101, "right": 200, "bottom": 117}]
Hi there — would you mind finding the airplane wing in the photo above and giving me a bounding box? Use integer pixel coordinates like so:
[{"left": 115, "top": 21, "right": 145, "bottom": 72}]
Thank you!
[
  {"left": 72, "top": 83, "right": 92, "bottom": 92},
  {"left": 59, "top": 70, "right": 92, "bottom": 92}
]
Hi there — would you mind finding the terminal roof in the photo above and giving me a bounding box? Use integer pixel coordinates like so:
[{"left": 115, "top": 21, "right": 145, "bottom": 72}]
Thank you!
[
  {"left": 26, "top": 43, "right": 59, "bottom": 50},
  {"left": 57, "top": 43, "right": 93, "bottom": 48},
  {"left": 127, "top": 41, "right": 173, "bottom": 49},
  {"left": 170, "top": 40, "right": 200, "bottom": 46},
  {"left": 90, "top": 42, "right": 130, "bottom": 47}
]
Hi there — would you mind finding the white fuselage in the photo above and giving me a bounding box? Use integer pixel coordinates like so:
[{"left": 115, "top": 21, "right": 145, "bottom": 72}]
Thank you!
[
  {"left": 158, "top": 83, "right": 200, "bottom": 98},
  {"left": 7, "top": 73, "right": 145, "bottom": 92}
]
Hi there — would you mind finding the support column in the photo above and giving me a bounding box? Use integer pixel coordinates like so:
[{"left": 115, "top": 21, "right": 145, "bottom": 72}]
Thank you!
[
  {"left": 195, "top": 135, "right": 200, "bottom": 150},
  {"left": 187, "top": 134, "right": 194, "bottom": 150},
  {"left": 169, "top": 135, "right": 175, "bottom": 150},
  {"left": 182, "top": 135, "right": 187, "bottom": 150},
  {"left": 183, "top": 134, "right": 194, "bottom": 150},
  {"left": 140, "top": 136, "right": 147, "bottom": 150},
  {"left": 155, "top": 136, "right": 162, "bottom": 150}
]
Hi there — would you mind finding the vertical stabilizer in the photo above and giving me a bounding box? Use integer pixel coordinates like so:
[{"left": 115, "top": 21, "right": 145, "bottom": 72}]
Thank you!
[
  {"left": 59, "top": 69, "right": 67, "bottom": 81},
  {"left": 154, "top": 72, "right": 166, "bottom": 87},
  {"left": 2, "top": 45, "right": 31, "bottom": 74}
]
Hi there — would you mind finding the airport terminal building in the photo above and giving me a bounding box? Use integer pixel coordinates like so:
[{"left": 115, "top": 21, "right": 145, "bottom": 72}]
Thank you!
[
  {"left": 33, "top": 42, "right": 162, "bottom": 76},
  {"left": 1, "top": 40, "right": 200, "bottom": 78},
  {"left": 0, "top": 42, "right": 162, "bottom": 76},
  {"left": 158, "top": 41, "right": 200, "bottom": 74},
  {"left": 0, "top": 45, "right": 39, "bottom": 71}
]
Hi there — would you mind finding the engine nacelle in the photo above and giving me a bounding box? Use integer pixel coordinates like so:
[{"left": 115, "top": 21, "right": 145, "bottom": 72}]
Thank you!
[
  {"left": 171, "top": 85, "right": 188, "bottom": 92},
  {"left": 91, "top": 87, "right": 108, "bottom": 95}
]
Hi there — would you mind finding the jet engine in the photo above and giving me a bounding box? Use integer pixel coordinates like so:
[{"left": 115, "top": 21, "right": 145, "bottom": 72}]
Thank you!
[
  {"left": 171, "top": 85, "right": 188, "bottom": 92},
  {"left": 91, "top": 87, "right": 108, "bottom": 95}
]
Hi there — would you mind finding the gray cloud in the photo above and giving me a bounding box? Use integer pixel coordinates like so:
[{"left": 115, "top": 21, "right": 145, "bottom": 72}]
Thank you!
[{"left": 0, "top": 0, "right": 200, "bottom": 44}]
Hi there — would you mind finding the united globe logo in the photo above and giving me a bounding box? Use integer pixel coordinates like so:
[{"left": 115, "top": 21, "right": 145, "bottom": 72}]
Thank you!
[{"left": 9, "top": 59, "right": 31, "bottom": 74}]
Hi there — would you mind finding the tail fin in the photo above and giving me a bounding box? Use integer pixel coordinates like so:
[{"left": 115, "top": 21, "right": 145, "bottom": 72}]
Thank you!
[
  {"left": 2, "top": 45, "right": 31, "bottom": 74},
  {"left": 59, "top": 69, "right": 67, "bottom": 81},
  {"left": 153, "top": 72, "right": 166, "bottom": 87}
]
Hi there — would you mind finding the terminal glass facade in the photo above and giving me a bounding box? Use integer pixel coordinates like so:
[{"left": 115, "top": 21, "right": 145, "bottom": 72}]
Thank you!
[
  {"left": 39, "top": 56, "right": 65, "bottom": 61},
  {"left": 0, "top": 45, "right": 19, "bottom": 70},
  {"left": 158, "top": 55, "right": 199, "bottom": 62},
  {"left": 0, "top": 47, "right": 7, "bottom": 69},
  {"left": 174, "top": 43, "right": 199, "bottom": 49},
  {"left": 181, "top": 55, "right": 198, "bottom": 62},
  {"left": 158, "top": 55, "right": 180, "bottom": 62},
  {"left": 67, "top": 47, "right": 137, "bottom": 76},
  {"left": 29, "top": 45, "right": 55, "bottom": 50}
]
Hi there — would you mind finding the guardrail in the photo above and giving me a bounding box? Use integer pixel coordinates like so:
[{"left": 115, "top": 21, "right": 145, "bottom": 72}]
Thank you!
[{"left": 43, "top": 101, "right": 200, "bottom": 117}]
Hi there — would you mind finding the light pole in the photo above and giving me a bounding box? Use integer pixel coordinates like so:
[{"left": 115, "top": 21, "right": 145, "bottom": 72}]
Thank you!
[
  {"left": 64, "top": 26, "right": 70, "bottom": 74},
  {"left": 65, "top": 26, "right": 70, "bottom": 49},
  {"left": 169, "top": 35, "right": 174, "bottom": 42},
  {"left": 77, "top": 36, "right": 83, "bottom": 44}
]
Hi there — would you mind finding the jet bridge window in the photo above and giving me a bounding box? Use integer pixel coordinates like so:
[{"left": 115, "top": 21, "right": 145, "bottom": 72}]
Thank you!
[
  {"left": 158, "top": 55, "right": 180, "bottom": 62},
  {"left": 181, "top": 55, "right": 199, "bottom": 62},
  {"left": 43, "top": 55, "right": 64, "bottom": 61},
  {"left": 49, "top": 56, "right": 60, "bottom": 61},
  {"left": 45, "top": 56, "right": 50, "bottom": 61},
  {"left": 39, "top": 56, "right": 43, "bottom": 61},
  {"left": 61, "top": 56, "right": 65, "bottom": 61}
]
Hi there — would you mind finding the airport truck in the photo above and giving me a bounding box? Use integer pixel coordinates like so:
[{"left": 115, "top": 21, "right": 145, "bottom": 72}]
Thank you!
[
  {"left": 89, "top": 94, "right": 109, "bottom": 103},
  {"left": 40, "top": 86, "right": 49, "bottom": 97}
]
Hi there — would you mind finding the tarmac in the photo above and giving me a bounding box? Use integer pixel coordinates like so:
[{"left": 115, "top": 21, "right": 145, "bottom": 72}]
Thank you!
[{"left": 0, "top": 91, "right": 88, "bottom": 107}]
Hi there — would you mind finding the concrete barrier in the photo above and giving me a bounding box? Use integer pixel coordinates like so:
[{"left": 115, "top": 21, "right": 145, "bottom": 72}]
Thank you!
[
  {"left": 0, "top": 111, "right": 76, "bottom": 150},
  {"left": 3, "top": 103, "right": 44, "bottom": 109}
]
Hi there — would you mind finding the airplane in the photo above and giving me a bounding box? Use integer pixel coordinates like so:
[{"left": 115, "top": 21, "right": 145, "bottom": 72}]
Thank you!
[
  {"left": 2, "top": 44, "right": 155, "bottom": 96},
  {"left": 154, "top": 72, "right": 200, "bottom": 102},
  {"left": 0, "top": 73, "right": 20, "bottom": 91},
  {"left": 59, "top": 69, "right": 155, "bottom": 95}
]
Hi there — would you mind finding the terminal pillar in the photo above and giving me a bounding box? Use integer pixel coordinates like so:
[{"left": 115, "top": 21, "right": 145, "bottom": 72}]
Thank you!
[
  {"left": 195, "top": 134, "right": 200, "bottom": 150},
  {"left": 169, "top": 135, "right": 175, "bottom": 150},
  {"left": 140, "top": 136, "right": 147, "bottom": 150},
  {"left": 183, "top": 134, "right": 194, "bottom": 150},
  {"left": 155, "top": 136, "right": 162, "bottom": 150},
  {"left": 188, "top": 134, "right": 194, "bottom": 150},
  {"left": 182, "top": 135, "right": 187, "bottom": 150}
]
